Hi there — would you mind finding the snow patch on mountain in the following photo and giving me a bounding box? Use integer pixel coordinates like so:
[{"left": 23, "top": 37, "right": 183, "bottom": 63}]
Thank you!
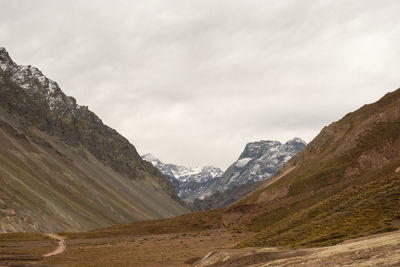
[
  {"left": 235, "top": 157, "right": 252, "bottom": 168},
  {"left": 0, "top": 47, "right": 80, "bottom": 113}
]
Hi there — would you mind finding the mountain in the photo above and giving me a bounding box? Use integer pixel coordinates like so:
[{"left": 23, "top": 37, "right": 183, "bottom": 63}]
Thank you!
[
  {"left": 189, "top": 180, "right": 264, "bottom": 211},
  {"left": 234, "top": 88, "right": 400, "bottom": 248},
  {"left": 142, "top": 138, "right": 305, "bottom": 204},
  {"left": 0, "top": 47, "right": 188, "bottom": 233},
  {"left": 191, "top": 138, "right": 306, "bottom": 205},
  {"left": 141, "top": 153, "right": 223, "bottom": 201},
  {"left": 210, "top": 138, "right": 306, "bottom": 193}
]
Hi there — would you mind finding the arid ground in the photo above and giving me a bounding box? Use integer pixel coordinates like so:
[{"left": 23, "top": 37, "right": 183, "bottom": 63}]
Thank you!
[
  {"left": 1, "top": 229, "right": 400, "bottom": 266},
  {"left": 0, "top": 230, "right": 252, "bottom": 266}
]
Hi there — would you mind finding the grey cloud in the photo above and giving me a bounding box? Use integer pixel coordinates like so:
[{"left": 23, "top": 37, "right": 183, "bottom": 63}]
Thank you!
[{"left": 1, "top": 0, "right": 399, "bottom": 168}]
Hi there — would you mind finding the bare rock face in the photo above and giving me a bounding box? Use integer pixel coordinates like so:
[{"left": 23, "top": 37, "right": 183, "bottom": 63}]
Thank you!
[{"left": 220, "top": 138, "right": 306, "bottom": 189}]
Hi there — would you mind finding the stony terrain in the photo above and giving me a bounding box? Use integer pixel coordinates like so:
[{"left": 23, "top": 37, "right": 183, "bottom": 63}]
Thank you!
[{"left": 0, "top": 47, "right": 188, "bottom": 233}]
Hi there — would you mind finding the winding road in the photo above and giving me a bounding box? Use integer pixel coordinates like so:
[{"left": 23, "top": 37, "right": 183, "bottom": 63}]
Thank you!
[{"left": 43, "top": 234, "right": 66, "bottom": 257}]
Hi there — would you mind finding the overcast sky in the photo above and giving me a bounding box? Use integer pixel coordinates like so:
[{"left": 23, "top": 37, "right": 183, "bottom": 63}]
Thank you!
[{"left": 1, "top": 1, "right": 399, "bottom": 169}]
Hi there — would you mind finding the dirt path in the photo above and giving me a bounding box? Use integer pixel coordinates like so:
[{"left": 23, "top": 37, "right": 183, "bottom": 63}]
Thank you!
[{"left": 43, "top": 234, "right": 66, "bottom": 257}]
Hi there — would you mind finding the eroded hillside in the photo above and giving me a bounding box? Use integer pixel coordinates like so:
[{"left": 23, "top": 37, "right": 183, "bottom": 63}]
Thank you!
[{"left": 0, "top": 47, "right": 188, "bottom": 233}]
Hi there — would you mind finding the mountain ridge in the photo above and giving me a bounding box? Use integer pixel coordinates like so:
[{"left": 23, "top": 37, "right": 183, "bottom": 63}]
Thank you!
[
  {"left": 233, "top": 88, "right": 400, "bottom": 247},
  {"left": 143, "top": 138, "right": 305, "bottom": 208},
  {"left": 0, "top": 47, "right": 181, "bottom": 202},
  {"left": 0, "top": 47, "right": 188, "bottom": 232},
  {"left": 141, "top": 153, "right": 223, "bottom": 201}
]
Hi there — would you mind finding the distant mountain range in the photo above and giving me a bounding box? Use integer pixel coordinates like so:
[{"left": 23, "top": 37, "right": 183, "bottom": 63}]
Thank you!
[
  {"left": 143, "top": 138, "right": 306, "bottom": 206},
  {"left": 141, "top": 153, "right": 223, "bottom": 201}
]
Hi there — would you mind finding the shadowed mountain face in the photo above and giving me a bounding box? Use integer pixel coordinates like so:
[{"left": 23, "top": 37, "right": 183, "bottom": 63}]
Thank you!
[{"left": 0, "top": 47, "right": 188, "bottom": 233}]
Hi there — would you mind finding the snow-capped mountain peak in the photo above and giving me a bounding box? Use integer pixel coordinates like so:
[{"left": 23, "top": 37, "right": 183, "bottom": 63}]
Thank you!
[
  {"left": 205, "top": 138, "right": 307, "bottom": 195},
  {"left": 0, "top": 47, "right": 79, "bottom": 112},
  {"left": 141, "top": 154, "right": 223, "bottom": 201},
  {"left": 142, "top": 153, "right": 162, "bottom": 166}
]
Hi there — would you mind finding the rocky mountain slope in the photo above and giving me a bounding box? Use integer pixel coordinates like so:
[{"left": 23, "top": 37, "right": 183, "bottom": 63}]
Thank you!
[
  {"left": 190, "top": 138, "right": 306, "bottom": 209},
  {"left": 0, "top": 47, "right": 188, "bottom": 233},
  {"left": 208, "top": 138, "right": 306, "bottom": 194},
  {"left": 141, "top": 153, "right": 223, "bottom": 201}
]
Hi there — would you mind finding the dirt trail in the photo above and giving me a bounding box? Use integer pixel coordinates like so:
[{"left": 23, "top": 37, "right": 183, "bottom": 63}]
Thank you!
[{"left": 43, "top": 234, "right": 66, "bottom": 257}]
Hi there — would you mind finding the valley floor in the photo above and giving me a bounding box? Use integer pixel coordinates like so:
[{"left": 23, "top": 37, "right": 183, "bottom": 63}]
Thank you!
[
  {"left": 0, "top": 229, "right": 252, "bottom": 266},
  {"left": 1, "top": 229, "right": 400, "bottom": 266}
]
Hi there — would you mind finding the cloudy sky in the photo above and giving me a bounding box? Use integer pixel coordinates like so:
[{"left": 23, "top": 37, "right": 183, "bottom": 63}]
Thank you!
[{"left": 1, "top": 0, "right": 399, "bottom": 169}]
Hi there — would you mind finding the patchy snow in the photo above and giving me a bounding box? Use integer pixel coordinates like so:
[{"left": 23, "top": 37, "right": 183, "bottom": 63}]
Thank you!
[
  {"left": 0, "top": 48, "right": 81, "bottom": 112},
  {"left": 235, "top": 157, "right": 252, "bottom": 168},
  {"left": 141, "top": 138, "right": 306, "bottom": 202},
  {"left": 0, "top": 62, "right": 7, "bottom": 71}
]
